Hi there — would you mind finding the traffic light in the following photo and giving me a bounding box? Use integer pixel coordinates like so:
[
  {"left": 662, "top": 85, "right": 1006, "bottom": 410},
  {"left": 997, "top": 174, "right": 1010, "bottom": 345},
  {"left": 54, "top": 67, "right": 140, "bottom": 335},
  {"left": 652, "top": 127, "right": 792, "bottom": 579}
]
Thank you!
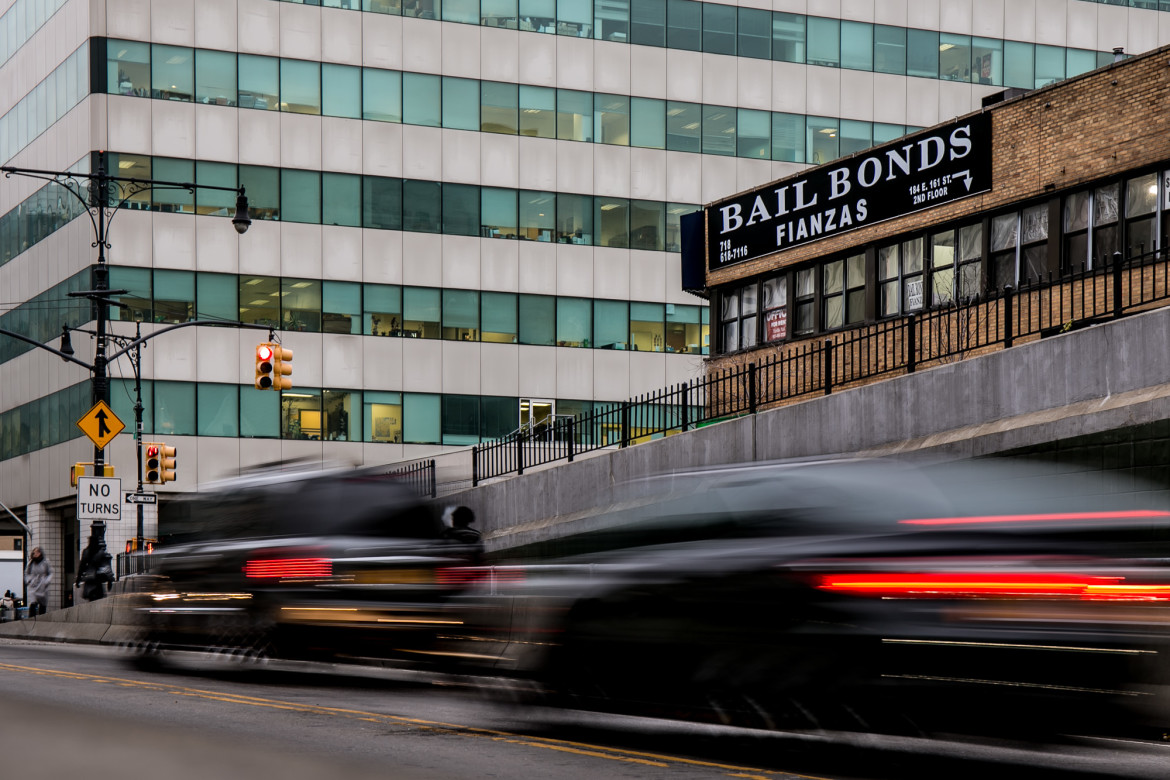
[
  {"left": 145, "top": 442, "right": 177, "bottom": 483},
  {"left": 271, "top": 344, "right": 293, "bottom": 391},
  {"left": 254, "top": 343, "right": 293, "bottom": 391},
  {"left": 255, "top": 343, "right": 275, "bottom": 390}
]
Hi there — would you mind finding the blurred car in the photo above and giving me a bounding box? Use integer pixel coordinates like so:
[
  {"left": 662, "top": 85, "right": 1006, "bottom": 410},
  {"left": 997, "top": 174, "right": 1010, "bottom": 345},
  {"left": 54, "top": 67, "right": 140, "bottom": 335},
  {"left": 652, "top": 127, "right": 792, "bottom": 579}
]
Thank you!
[
  {"left": 449, "top": 458, "right": 1170, "bottom": 738},
  {"left": 127, "top": 465, "right": 481, "bottom": 668}
]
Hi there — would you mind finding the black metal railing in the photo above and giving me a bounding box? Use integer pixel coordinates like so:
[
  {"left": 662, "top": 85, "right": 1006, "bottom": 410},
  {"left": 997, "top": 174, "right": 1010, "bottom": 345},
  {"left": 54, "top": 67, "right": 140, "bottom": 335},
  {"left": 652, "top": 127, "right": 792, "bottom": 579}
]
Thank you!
[
  {"left": 384, "top": 458, "right": 437, "bottom": 498},
  {"left": 473, "top": 246, "right": 1170, "bottom": 484}
]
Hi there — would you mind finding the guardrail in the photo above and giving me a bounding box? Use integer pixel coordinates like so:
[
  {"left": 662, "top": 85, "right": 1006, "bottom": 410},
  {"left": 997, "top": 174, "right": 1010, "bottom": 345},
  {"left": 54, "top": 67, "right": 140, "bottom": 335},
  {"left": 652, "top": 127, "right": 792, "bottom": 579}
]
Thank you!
[
  {"left": 384, "top": 458, "right": 437, "bottom": 499},
  {"left": 473, "top": 246, "right": 1170, "bottom": 485}
]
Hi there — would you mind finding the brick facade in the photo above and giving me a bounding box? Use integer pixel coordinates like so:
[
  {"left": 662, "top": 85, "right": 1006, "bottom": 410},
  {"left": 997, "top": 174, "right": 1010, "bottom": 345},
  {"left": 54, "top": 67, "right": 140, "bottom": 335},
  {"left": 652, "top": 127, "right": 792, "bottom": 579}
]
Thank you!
[{"left": 704, "top": 43, "right": 1170, "bottom": 406}]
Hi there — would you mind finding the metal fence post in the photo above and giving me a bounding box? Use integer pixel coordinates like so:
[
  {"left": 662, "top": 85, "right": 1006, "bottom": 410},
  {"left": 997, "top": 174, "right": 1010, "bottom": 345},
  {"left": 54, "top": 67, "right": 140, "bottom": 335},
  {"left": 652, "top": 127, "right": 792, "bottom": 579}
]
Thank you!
[
  {"left": 427, "top": 459, "right": 436, "bottom": 498},
  {"left": 1003, "top": 286, "right": 1014, "bottom": 349},
  {"left": 906, "top": 315, "right": 917, "bottom": 374},
  {"left": 748, "top": 363, "right": 758, "bottom": 413},
  {"left": 621, "top": 401, "right": 630, "bottom": 448},
  {"left": 1113, "top": 250, "right": 1124, "bottom": 318},
  {"left": 472, "top": 445, "right": 479, "bottom": 487},
  {"left": 567, "top": 417, "right": 575, "bottom": 463},
  {"left": 681, "top": 383, "right": 690, "bottom": 432},
  {"left": 823, "top": 340, "right": 834, "bottom": 394},
  {"left": 516, "top": 432, "right": 524, "bottom": 476}
]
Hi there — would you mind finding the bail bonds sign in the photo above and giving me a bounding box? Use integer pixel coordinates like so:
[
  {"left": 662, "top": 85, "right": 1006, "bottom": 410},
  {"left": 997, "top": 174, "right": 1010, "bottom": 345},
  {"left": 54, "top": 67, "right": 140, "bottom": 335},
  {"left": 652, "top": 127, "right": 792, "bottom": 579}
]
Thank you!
[{"left": 708, "top": 113, "right": 991, "bottom": 270}]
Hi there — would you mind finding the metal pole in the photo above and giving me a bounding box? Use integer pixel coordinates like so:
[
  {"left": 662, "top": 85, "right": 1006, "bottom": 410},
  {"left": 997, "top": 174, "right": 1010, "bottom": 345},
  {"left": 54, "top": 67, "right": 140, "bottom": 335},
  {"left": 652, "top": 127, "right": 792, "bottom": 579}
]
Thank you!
[
  {"left": 134, "top": 322, "right": 144, "bottom": 554},
  {"left": 92, "top": 152, "right": 110, "bottom": 475}
]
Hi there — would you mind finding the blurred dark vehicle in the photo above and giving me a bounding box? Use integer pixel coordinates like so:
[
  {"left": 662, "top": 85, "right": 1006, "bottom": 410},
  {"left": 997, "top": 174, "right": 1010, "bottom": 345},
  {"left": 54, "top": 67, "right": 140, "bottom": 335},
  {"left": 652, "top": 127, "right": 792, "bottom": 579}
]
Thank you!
[
  {"left": 451, "top": 458, "right": 1170, "bottom": 738},
  {"left": 128, "top": 467, "right": 480, "bottom": 667}
]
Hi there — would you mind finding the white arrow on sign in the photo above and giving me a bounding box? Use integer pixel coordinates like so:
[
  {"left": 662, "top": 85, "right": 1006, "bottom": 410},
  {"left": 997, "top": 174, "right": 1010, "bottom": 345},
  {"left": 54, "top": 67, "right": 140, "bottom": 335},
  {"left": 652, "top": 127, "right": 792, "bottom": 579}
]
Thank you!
[{"left": 952, "top": 170, "right": 974, "bottom": 191}]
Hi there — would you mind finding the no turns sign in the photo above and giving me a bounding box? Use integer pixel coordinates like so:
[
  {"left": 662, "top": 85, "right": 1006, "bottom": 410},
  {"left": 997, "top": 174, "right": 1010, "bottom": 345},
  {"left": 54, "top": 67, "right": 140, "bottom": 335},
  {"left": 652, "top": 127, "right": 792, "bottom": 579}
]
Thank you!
[{"left": 77, "top": 477, "right": 122, "bottom": 522}]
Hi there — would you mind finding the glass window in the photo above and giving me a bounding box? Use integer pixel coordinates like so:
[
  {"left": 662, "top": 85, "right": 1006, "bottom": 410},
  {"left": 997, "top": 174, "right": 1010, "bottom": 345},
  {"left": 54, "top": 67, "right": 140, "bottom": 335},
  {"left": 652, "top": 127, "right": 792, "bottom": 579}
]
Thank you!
[
  {"left": 701, "top": 105, "right": 735, "bottom": 156},
  {"left": 283, "top": 389, "right": 322, "bottom": 440},
  {"left": 364, "top": 284, "right": 402, "bottom": 336},
  {"left": 630, "top": 200, "right": 664, "bottom": 251},
  {"left": 807, "top": 17, "right": 840, "bottom": 68},
  {"left": 1066, "top": 48, "right": 1098, "bottom": 79},
  {"left": 442, "top": 395, "right": 480, "bottom": 445},
  {"left": 154, "top": 269, "right": 195, "bottom": 323},
  {"left": 1022, "top": 203, "right": 1049, "bottom": 282},
  {"left": 736, "top": 108, "right": 769, "bottom": 159},
  {"left": 823, "top": 259, "right": 845, "bottom": 329},
  {"left": 481, "top": 187, "right": 518, "bottom": 238},
  {"left": 874, "top": 25, "right": 905, "bottom": 75},
  {"left": 1126, "top": 173, "right": 1158, "bottom": 259},
  {"left": 108, "top": 266, "right": 151, "bottom": 323},
  {"left": 841, "top": 21, "right": 872, "bottom": 71},
  {"left": 239, "top": 274, "right": 281, "bottom": 328},
  {"left": 931, "top": 229, "right": 956, "bottom": 305},
  {"left": 155, "top": 381, "right": 196, "bottom": 436},
  {"left": 482, "top": 81, "right": 518, "bottom": 134},
  {"left": 772, "top": 112, "right": 805, "bottom": 163},
  {"left": 403, "top": 287, "right": 441, "bottom": 338},
  {"left": 323, "top": 281, "right": 361, "bottom": 334},
  {"left": 363, "top": 68, "right": 402, "bottom": 122},
  {"left": 807, "top": 116, "right": 839, "bottom": 166},
  {"left": 484, "top": 0, "right": 519, "bottom": 29},
  {"left": 442, "top": 288, "right": 479, "bottom": 341},
  {"left": 596, "top": 197, "right": 629, "bottom": 248},
  {"left": 1093, "top": 183, "right": 1120, "bottom": 267},
  {"left": 323, "top": 389, "right": 359, "bottom": 442},
  {"left": 364, "top": 390, "right": 403, "bottom": 443},
  {"left": 1035, "top": 44, "right": 1064, "bottom": 88},
  {"left": 404, "top": 393, "right": 440, "bottom": 444},
  {"left": 280, "top": 59, "right": 320, "bottom": 114},
  {"left": 594, "top": 0, "right": 628, "bottom": 42},
  {"left": 238, "top": 54, "right": 279, "bottom": 110},
  {"left": 443, "top": 0, "right": 478, "bottom": 23},
  {"left": 519, "top": 191, "right": 555, "bottom": 241},
  {"left": 666, "top": 0, "right": 700, "bottom": 51},
  {"left": 939, "top": 33, "right": 971, "bottom": 82},
  {"left": 322, "top": 63, "right": 361, "bottom": 118},
  {"left": 282, "top": 278, "right": 321, "bottom": 332},
  {"left": 281, "top": 169, "right": 321, "bottom": 224},
  {"left": 630, "top": 302, "right": 664, "bottom": 351},
  {"left": 631, "top": 97, "right": 665, "bottom": 149},
  {"left": 556, "top": 193, "right": 593, "bottom": 243},
  {"left": 760, "top": 275, "right": 787, "bottom": 342},
  {"left": 363, "top": 176, "right": 403, "bottom": 230},
  {"left": 630, "top": 0, "right": 665, "bottom": 47},
  {"left": 666, "top": 101, "right": 700, "bottom": 153},
  {"left": 240, "top": 385, "right": 279, "bottom": 438},
  {"left": 196, "top": 272, "right": 238, "bottom": 321},
  {"left": 906, "top": 28, "right": 939, "bottom": 79},
  {"left": 557, "top": 297, "right": 592, "bottom": 347},
  {"left": 402, "top": 179, "right": 441, "bottom": 233},
  {"left": 403, "top": 72, "right": 440, "bottom": 126},
  {"left": 520, "top": 0, "right": 556, "bottom": 32},
  {"left": 594, "top": 299, "right": 629, "bottom": 349},
  {"left": 482, "top": 292, "right": 518, "bottom": 343},
  {"left": 594, "top": 93, "right": 630, "bottom": 145},
  {"left": 403, "top": 0, "right": 440, "bottom": 19},
  {"left": 772, "top": 12, "right": 804, "bottom": 63},
  {"left": 840, "top": 119, "right": 871, "bottom": 157},
  {"left": 557, "top": 0, "right": 591, "bottom": 37},
  {"left": 702, "top": 2, "right": 735, "bottom": 55},
  {"left": 150, "top": 44, "right": 193, "bottom": 101},
  {"left": 152, "top": 157, "right": 194, "bottom": 213},
  {"left": 972, "top": 38, "right": 1003, "bottom": 85},
  {"left": 519, "top": 294, "right": 556, "bottom": 345},
  {"left": 108, "top": 40, "right": 150, "bottom": 97},
  {"left": 442, "top": 182, "right": 480, "bottom": 237},
  {"left": 323, "top": 172, "right": 361, "bottom": 227},
  {"left": 481, "top": 396, "right": 518, "bottom": 440},
  {"left": 874, "top": 123, "right": 906, "bottom": 145},
  {"left": 667, "top": 303, "right": 704, "bottom": 353},
  {"left": 557, "top": 89, "right": 593, "bottom": 142},
  {"left": 1004, "top": 41, "right": 1034, "bottom": 89},
  {"left": 443, "top": 76, "right": 480, "bottom": 131},
  {"left": 737, "top": 7, "right": 769, "bottom": 59},
  {"left": 197, "top": 384, "right": 238, "bottom": 437},
  {"left": 195, "top": 49, "right": 237, "bottom": 106},
  {"left": 519, "top": 85, "right": 555, "bottom": 138},
  {"left": 195, "top": 160, "right": 237, "bottom": 216}
]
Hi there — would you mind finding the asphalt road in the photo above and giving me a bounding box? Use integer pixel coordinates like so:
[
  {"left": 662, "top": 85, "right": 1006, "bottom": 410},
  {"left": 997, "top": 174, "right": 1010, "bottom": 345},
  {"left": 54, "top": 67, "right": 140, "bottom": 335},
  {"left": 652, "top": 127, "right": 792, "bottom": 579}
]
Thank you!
[{"left": 1, "top": 639, "right": 1169, "bottom": 780}]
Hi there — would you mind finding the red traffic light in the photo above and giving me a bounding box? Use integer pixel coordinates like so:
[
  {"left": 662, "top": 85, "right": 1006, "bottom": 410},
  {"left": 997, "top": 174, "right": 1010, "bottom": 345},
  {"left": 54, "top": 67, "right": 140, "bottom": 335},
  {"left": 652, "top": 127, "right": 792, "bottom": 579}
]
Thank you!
[
  {"left": 146, "top": 444, "right": 159, "bottom": 458},
  {"left": 257, "top": 344, "right": 273, "bottom": 362}
]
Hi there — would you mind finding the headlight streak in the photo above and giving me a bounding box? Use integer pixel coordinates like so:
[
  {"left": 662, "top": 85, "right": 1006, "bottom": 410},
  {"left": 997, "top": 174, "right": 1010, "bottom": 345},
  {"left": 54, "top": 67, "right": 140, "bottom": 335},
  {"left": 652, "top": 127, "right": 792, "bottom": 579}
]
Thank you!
[{"left": 880, "top": 638, "right": 1155, "bottom": 655}]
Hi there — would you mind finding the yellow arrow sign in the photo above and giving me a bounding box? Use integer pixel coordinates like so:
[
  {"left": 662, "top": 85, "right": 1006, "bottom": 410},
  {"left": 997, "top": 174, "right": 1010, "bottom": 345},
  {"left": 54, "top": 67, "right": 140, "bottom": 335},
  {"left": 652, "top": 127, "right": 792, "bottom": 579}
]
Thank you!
[{"left": 76, "top": 400, "right": 125, "bottom": 450}]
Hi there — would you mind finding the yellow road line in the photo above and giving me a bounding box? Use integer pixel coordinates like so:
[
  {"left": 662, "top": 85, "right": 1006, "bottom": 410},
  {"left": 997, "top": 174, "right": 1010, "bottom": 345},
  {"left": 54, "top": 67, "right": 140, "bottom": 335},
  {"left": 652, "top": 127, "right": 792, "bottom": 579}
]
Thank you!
[{"left": 0, "top": 661, "right": 829, "bottom": 778}]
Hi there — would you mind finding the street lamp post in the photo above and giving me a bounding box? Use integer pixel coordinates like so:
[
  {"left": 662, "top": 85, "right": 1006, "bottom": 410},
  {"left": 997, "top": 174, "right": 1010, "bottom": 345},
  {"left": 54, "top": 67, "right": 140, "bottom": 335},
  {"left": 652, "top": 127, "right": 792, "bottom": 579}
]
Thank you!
[{"left": 1, "top": 151, "right": 255, "bottom": 587}]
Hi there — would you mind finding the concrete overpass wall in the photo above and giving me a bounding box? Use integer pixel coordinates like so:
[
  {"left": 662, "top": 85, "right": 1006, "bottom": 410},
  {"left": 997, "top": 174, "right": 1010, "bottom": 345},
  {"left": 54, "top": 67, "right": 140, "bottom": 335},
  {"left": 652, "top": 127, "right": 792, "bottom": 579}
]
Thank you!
[{"left": 450, "top": 304, "right": 1170, "bottom": 552}]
